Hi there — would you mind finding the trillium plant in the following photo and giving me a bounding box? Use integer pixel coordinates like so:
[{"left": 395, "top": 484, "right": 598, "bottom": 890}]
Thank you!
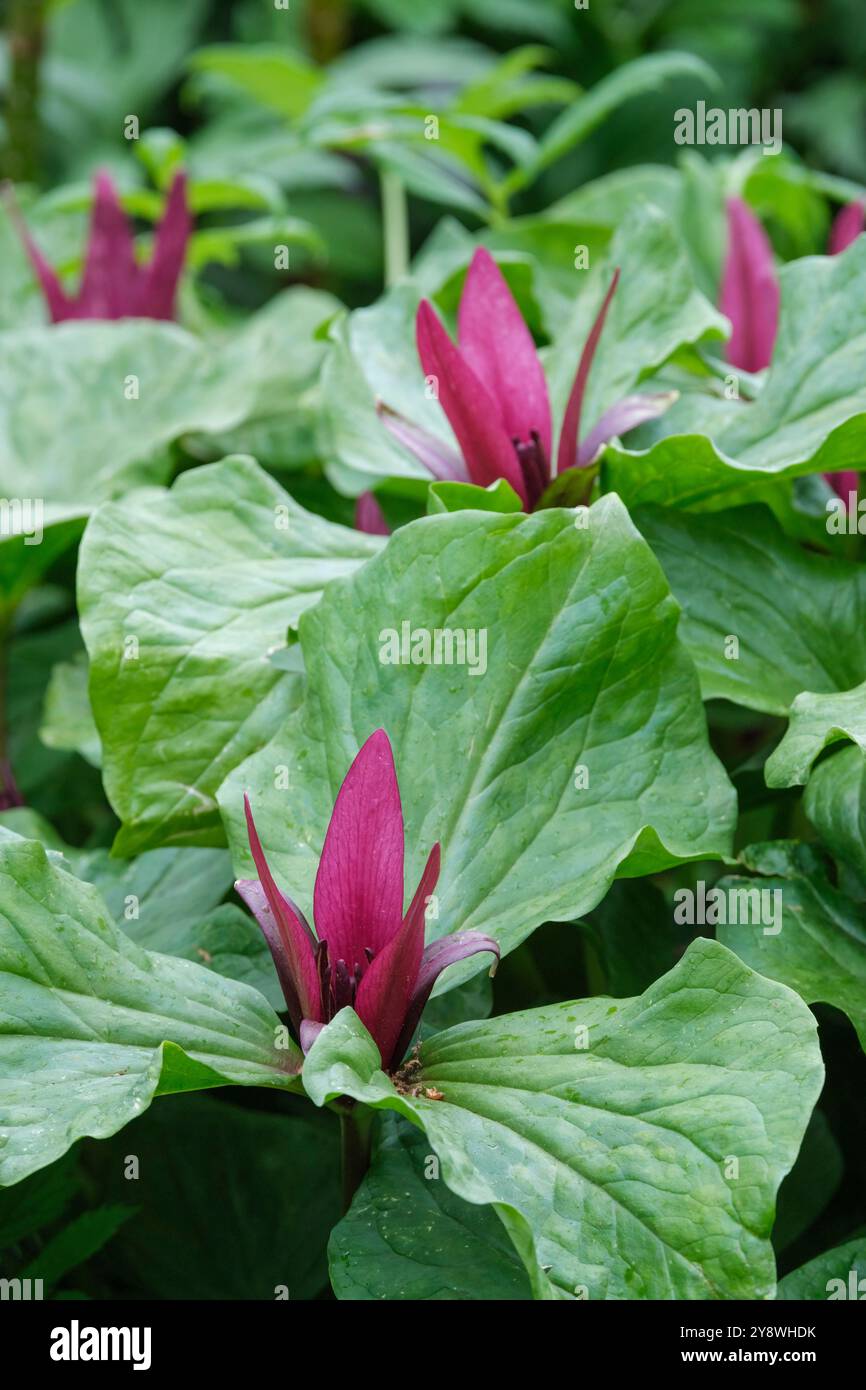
[
  {"left": 7, "top": 167, "right": 190, "bottom": 321},
  {"left": 3, "top": 0, "right": 866, "bottom": 1322},
  {"left": 366, "top": 248, "right": 674, "bottom": 523},
  {"left": 239, "top": 730, "right": 499, "bottom": 1075}
]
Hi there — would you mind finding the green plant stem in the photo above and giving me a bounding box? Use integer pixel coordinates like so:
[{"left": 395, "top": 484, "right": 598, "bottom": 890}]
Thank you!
[
  {"left": 4, "top": 0, "right": 48, "bottom": 185},
  {"left": 380, "top": 168, "right": 409, "bottom": 289},
  {"left": 339, "top": 1104, "right": 373, "bottom": 1213}
]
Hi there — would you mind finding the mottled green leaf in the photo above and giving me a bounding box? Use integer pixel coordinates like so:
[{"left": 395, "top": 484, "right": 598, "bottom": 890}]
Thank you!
[
  {"left": 79, "top": 456, "right": 381, "bottom": 854},
  {"left": 0, "top": 834, "right": 300, "bottom": 1186},
  {"left": 304, "top": 938, "right": 823, "bottom": 1300},
  {"left": 219, "top": 498, "right": 735, "bottom": 984},
  {"left": 637, "top": 506, "right": 866, "bottom": 716}
]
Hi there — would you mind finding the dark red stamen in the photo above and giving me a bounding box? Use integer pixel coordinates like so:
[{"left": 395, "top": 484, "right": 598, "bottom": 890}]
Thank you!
[{"left": 512, "top": 429, "right": 549, "bottom": 509}]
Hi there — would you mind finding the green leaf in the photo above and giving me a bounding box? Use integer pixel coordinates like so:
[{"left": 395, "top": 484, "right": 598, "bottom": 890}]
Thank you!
[
  {"left": 773, "top": 1110, "right": 842, "bottom": 1255},
  {"left": 602, "top": 237, "right": 866, "bottom": 510},
  {"left": 509, "top": 52, "right": 720, "bottom": 193},
  {"left": 0, "top": 289, "right": 338, "bottom": 510},
  {"left": 304, "top": 937, "right": 823, "bottom": 1300},
  {"left": 329, "top": 1117, "right": 532, "bottom": 1300},
  {"left": 20, "top": 1206, "right": 134, "bottom": 1289},
  {"left": 189, "top": 44, "right": 323, "bottom": 120},
  {"left": 40, "top": 654, "right": 102, "bottom": 768},
  {"left": 546, "top": 164, "right": 682, "bottom": 228},
  {"left": 718, "top": 842, "right": 866, "bottom": 1049},
  {"left": 544, "top": 203, "right": 725, "bottom": 442},
  {"left": 636, "top": 506, "right": 866, "bottom": 716},
  {"left": 90, "top": 1095, "right": 340, "bottom": 1300},
  {"left": 777, "top": 1237, "right": 866, "bottom": 1299},
  {"left": 79, "top": 456, "right": 381, "bottom": 854},
  {"left": 0, "top": 834, "right": 300, "bottom": 1186},
  {"left": 7, "top": 620, "right": 102, "bottom": 819},
  {"left": 765, "top": 683, "right": 866, "bottom": 787},
  {"left": 803, "top": 744, "right": 866, "bottom": 883},
  {"left": 0, "top": 815, "right": 279, "bottom": 1003},
  {"left": 219, "top": 499, "right": 735, "bottom": 983},
  {"left": 182, "top": 288, "right": 340, "bottom": 469},
  {"left": 0, "top": 510, "right": 86, "bottom": 614},
  {"left": 0, "top": 1150, "right": 78, "bottom": 1249},
  {"left": 579, "top": 879, "right": 680, "bottom": 998},
  {"left": 318, "top": 287, "right": 452, "bottom": 496},
  {"left": 45, "top": 0, "right": 209, "bottom": 169},
  {"left": 0, "top": 323, "right": 250, "bottom": 508},
  {"left": 426, "top": 479, "right": 523, "bottom": 515}
]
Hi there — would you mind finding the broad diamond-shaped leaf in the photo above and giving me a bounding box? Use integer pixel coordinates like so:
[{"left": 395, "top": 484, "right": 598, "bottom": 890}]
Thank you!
[
  {"left": 303, "top": 938, "right": 823, "bottom": 1300},
  {"left": 219, "top": 498, "right": 735, "bottom": 981},
  {"left": 79, "top": 455, "right": 381, "bottom": 854},
  {"left": 0, "top": 833, "right": 300, "bottom": 1186}
]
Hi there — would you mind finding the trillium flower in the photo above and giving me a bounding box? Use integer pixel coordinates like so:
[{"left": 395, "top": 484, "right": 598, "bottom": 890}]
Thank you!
[
  {"left": 721, "top": 195, "right": 863, "bottom": 498},
  {"left": 7, "top": 168, "right": 191, "bottom": 322},
  {"left": 720, "top": 197, "right": 780, "bottom": 376},
  {"left": 237, "top": 729, "right": 499, "bottom": 1071},
  {"left": 364, "top": 248, "right": 673, "bottom": 524}
]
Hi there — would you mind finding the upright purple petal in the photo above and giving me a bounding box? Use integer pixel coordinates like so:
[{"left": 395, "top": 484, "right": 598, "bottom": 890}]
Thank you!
[
  {"left": 556, "top": 269, "right": 620, "bottom": 475},
  {"left": 826, "top": 470, "right": 859, "bottom": 500},
  {"left": 313, "top": 729, "right": 405, "bottom": 966},
  {"left": 390, "top": 929, "right": 500, "bottom": 1068},
  {"left": 828, "top": 201, "right": 865, "bottom": 255},
  {"left": 354, "top": 492, "right": 391, "bottom": 535},
  {"left": 416, "top": 299, "right": 529, "bottom": 505},
  {"left": 3, "top": 183, "right": 74, "bottom": 321},
  {"left": 458, "top": 248, "right": 553, "bottom": 464},
  {"left": 720, "top": 197, "right": 779, "bottom": 374},
  {"left": 576, "top": 391, "right": 678, "bottom": 467},
  {"left": 299, "top": 1019, "right": 324, "bottom": 1053},
  {"left": 79, "top": 170, "right": 139, "bottom": 319},
  {"left": 377, "top": 402, "right": 467, "bottom": 481},
  {"left": 136, "top": 170, "right": 191, "bottom": 320},
  {"left": 238, "top": 795, "right": 320, "bottom": 1030},
  {"left": 354, "top": 843, "right": 440, "bottom": 1069}
]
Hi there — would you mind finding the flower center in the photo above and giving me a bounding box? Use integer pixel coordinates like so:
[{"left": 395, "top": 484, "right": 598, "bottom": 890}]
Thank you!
[{"left": 316, "top": 940, "right": 374, "bottom": 1020}]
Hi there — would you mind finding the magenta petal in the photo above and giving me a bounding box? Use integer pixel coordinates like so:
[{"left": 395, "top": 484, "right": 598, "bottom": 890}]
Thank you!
[
  {"left": 300, "top": 1019, "right": 324, "bottom": 1053},
  {"left": 353, "top": 843, "right": 439, "bottom": 1070},
  {"left": 825, "top": 470, "right": 859, "bottom": 499},
  {"left": 79, "top": 170, "right": 139, "bottom": 319},
  {"left": 136, "top": 170, "right": 191, "bottom": 320},
  {"left": 403, "top": 842, "right": 441, "bottom": 942},
  {"left": 391, "top": 929, "right": 501, "bottom": 1067},
  {"left": 313, "top": 730, "right": 405, "bottom": 965},
  {"left": 458, "top": 248, "right": 552, "bottom": 463},
  {"left": 556, "top": 269, "right": 620, "bottom": 475},
  {"left": 377, "top": 401, "right": 467, "bottom": 481},
  {"left": 416, "top": 299, "right": 529, "bottom": 504},
  {"left": 3, "top": 184, "right": 74, "bottom": 322},
  {"left": 354, "top": 492, "right": 391, "bottom": 535},
  {"left": 828, "top": 201, "right": 865, "bottom": 255},
  {"left": 577, "top": 391, "right": 678, "bottom": 467},
  {"left": 720, "top": 197, "right": 779, "bottom": 374},
  {"left": 240, "top": 795, "right": 320, "bottom": 1029}
]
